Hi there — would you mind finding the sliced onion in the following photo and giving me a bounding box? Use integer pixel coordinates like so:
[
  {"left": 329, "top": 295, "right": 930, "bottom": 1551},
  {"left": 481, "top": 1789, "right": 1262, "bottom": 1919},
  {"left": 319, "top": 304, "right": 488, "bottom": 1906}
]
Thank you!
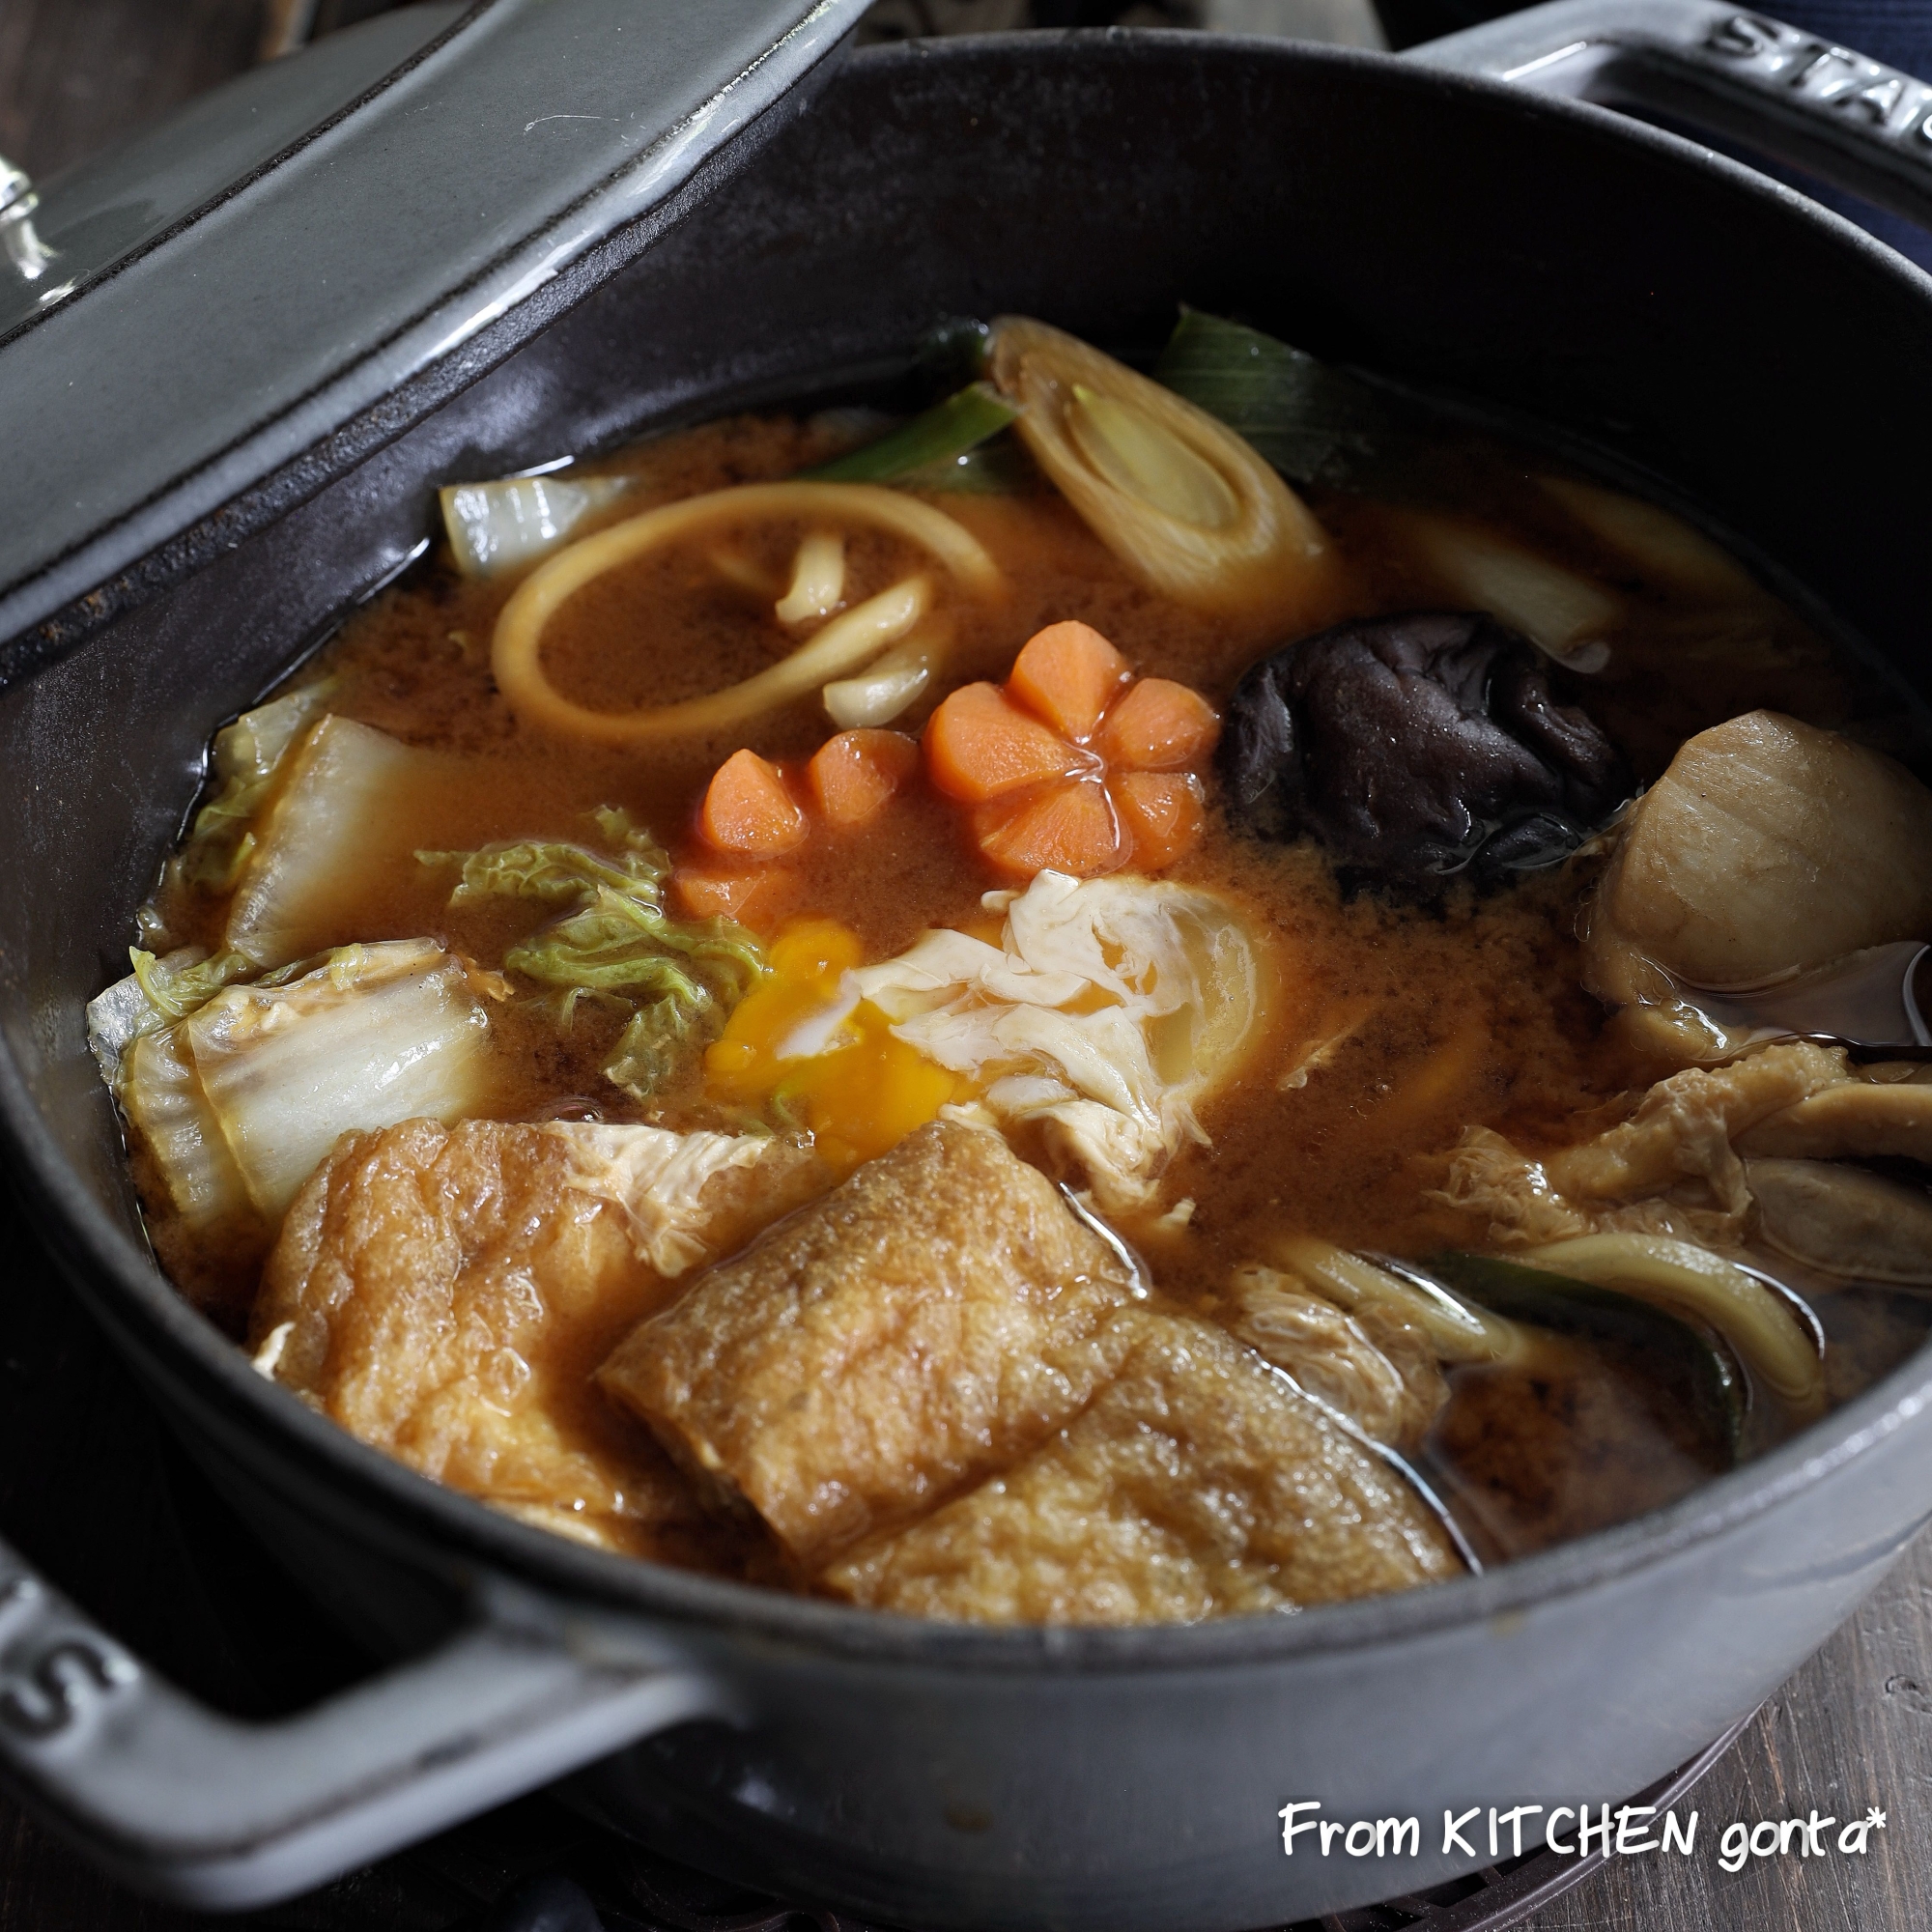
[
  {"left": 775, "top": 530, "right": 846, "bottom": 625},
  {"left": 822, "top": 621, "right": 947, "bottom": 729},
  {"left": 492, "top": 482, "right": 1003, "bottom": 746}
]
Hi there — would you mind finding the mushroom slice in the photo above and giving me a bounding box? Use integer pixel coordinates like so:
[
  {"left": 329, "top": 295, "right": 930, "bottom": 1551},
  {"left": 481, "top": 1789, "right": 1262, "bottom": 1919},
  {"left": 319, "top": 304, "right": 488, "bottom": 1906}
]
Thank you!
[
  {"left": 1747, "top": 1157, "right": 1932, "bottom": 1286},
  {"left": 1218, "top": 611, "right": 1630, "bottom": 896}
]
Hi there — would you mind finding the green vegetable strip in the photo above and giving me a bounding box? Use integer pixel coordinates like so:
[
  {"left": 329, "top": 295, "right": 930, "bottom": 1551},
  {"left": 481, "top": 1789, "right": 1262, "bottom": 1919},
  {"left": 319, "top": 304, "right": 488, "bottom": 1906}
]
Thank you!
[
  {"left": 800, "top": 383, "right": 1020, "bottom": 485},
  {"left": 893, "top": 440, "right": 1038, "bottom": 497},
  {"left": 1152, "top": 308, "right": 1418, "bottom": 489},
  {"left": 1428, "top": 1250, "right": 1745, "bottom": 1459}
]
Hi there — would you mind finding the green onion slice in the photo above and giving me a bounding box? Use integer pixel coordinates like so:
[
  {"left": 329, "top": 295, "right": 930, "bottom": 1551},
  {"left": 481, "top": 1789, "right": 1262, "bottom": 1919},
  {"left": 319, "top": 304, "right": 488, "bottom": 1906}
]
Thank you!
[{"left": 801, "top": 383, "right": 1020, "bottom": 486}]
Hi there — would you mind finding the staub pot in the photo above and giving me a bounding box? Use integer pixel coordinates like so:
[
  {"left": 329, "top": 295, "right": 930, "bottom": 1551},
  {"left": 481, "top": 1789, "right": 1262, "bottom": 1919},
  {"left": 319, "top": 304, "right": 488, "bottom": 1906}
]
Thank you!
[{"left": 0, "top": 3, "right": 1930, "bottom": 1925}]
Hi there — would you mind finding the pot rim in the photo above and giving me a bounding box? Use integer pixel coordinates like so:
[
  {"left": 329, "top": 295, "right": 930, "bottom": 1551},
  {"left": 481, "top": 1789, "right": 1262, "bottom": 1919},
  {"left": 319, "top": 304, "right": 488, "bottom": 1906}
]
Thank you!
[{"left": 9, "top": 23, "right": 1932, "bottom": 1681}]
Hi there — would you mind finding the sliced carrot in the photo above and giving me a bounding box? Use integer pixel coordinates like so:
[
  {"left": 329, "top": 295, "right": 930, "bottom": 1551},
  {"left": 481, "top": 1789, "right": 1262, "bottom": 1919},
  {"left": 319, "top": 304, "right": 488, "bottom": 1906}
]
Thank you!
[
  {"left": 808, "top": 728, "right": 921, "bottom": 828},
  {"left": 925, "top": 681, "right": 1093, "bottom": 803},
  {"left": 1110, "top": 771, "right": 1207, "bottom": 871},
  {"left": 699, "top": 748, "right": 808, "bottom": 857},
  {"left": 976, "top": 778, "right": 1129, "bottom": 878},
  {"left": 1007, "top": 620, "right": 1131, "bottom": 742},
  {"left": 1095, "top": 676, "right": 1220, "bottom": 772},
  {"left": 673, "top": 867, "right": 790, "bottom": 926}
]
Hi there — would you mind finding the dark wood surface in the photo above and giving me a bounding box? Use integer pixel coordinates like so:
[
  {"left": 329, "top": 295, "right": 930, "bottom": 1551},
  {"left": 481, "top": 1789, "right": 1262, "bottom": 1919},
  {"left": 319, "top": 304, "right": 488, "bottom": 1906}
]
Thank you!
[{"left": 3, "top": 7, "right": 1930, "bottom": 1927}]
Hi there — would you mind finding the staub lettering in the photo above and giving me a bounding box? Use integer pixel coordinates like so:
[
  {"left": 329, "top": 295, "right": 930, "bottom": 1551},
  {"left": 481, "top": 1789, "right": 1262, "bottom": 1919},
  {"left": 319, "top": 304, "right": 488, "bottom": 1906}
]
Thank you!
[
  {"left": 0, "top": 1637, "right": 134, "bottom": 1741},
  {"left": 1702, "top": 12, "right": 1932, "bottom": 145},
  {"left": 1707, "top": 13, "right": 1779, "bottom": 60}
]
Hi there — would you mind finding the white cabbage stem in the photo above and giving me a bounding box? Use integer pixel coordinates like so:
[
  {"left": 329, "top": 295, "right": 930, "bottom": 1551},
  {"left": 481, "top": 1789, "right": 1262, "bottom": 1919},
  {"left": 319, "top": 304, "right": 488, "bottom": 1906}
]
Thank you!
[
  {"left": 440, "top": 473, "right": 632, "bottom": 578},
  {"left": 493, "top": 481, "right": 1003, "bottom": 745},
  {"left": 989, "top": 316, "right": 1332, "bottom": 622},
  {"left": 775, "top": 529, "right": 847, "bottom": 625}
]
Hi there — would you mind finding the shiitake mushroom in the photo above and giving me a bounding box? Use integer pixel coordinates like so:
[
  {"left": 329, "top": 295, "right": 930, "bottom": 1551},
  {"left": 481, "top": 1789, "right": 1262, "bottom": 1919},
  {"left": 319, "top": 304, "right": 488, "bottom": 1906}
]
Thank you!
[{"left": 1218, "top": 611, "right": 1632, "bottom": 895}]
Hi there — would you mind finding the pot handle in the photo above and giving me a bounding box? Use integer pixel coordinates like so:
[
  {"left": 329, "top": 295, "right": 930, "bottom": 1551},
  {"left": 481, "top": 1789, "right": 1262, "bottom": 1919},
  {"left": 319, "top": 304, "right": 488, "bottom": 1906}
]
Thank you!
[
  {"left": 1409, "top": 0, "right": 1932, "bottom": 234},
  {"left": 0, "top": 1530, "right": 728, "bottom": 1911}
]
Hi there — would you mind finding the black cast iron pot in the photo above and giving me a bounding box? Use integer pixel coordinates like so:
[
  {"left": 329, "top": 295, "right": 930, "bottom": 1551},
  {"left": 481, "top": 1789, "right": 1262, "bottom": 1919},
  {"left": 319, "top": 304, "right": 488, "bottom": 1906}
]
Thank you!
[{"left": 2, "top": 3, "right": 1931, "bottom": 1924}]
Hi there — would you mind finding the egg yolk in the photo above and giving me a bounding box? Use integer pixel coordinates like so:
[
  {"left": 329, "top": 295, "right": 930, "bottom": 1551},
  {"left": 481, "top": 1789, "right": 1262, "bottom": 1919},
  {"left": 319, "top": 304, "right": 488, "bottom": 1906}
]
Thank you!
[{"left": 704, "top": 918, "right": 960, "bottom": 1176}]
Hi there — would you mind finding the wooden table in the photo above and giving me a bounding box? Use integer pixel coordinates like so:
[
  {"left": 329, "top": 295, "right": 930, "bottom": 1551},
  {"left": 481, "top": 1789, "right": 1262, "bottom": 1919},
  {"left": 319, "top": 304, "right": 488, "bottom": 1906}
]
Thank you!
[{"left": 3, "top": 7, "right": 1929, "bottom": 1927}]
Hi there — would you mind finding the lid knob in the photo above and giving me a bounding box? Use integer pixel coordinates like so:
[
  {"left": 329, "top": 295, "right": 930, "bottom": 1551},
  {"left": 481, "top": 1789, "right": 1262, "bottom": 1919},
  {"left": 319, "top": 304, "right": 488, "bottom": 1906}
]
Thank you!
[{"left": 0, "top": 154, "right": 54, "bottom": 283}]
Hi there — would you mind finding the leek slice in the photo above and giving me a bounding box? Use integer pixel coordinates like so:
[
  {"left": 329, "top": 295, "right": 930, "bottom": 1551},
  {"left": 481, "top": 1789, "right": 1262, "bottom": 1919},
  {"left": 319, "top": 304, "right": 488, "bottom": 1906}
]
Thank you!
[
  {"left": 1396, "top": 511, "right": 1621, "bottom": 672},
  {"left": 800, "top": 383, "right": 1019, "bottom": 485},
  {"left": 1428, "top": 1250, "right": 1745, "bottom": 1458},
  {"left": 1518, "top": 1233, "right": 1826, "bottom": 1420},
  {"left": 1540, "top": 476, "right": 1761, "bottom": 600},
  {"left": 1153, "top": 308, "right": 1416, "bottom": 488},
  {"left": 440, "top": 472, "right": 632, "bottom": 578},
  {"left": 987, "top": 316, "right": 1332, "bottom": 621},
  {"left": 775, "top": 530, "right": 847, "bottom": 624},
  {"left": 821, "top": 622, "right": 947, "bottom": 729},
  {"left": 182, "top": 940, "right": 492, "bottom": 1217},
  {"left": 894, "top": 440, "right": 1037, "bottom": 496},
  {"left": 1269, "top": 1236, "right": 1512, "bottom": 1364},
  {"left": 1067, "top": 385, "right": 1238, "bottom": 528},
  {"left": 224, "top": 716, "right": 440, "bottom": 967}
]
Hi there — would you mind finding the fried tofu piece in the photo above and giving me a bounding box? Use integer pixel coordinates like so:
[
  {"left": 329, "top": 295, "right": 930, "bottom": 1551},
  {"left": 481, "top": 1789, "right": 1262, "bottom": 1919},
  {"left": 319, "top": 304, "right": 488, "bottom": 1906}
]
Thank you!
[
  {"left": 823, "top": 1312, "right": 1463, "bottom": 1624},
  {"left": 1440, "top": 1040, "right": 1856, "bottom": 1249},
  {"left": 598, "top": 1120, "right": 1141, "bottom": 1565},
  {"left": 253, "top": 1117, "right": 815, "bottom": 1564}
]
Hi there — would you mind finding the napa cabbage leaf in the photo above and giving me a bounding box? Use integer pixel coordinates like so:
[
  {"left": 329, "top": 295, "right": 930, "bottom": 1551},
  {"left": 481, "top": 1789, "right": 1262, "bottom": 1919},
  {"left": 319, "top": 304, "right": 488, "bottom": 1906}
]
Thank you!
[
  {"left": 440, "top": 472, "right": 634, "bottom": 578},
  {"left": 172, "top": 682, "right": 335, "bottom": 895},
  {"left": 422, "top": 809, "right": 764, "bottom": 1101}
]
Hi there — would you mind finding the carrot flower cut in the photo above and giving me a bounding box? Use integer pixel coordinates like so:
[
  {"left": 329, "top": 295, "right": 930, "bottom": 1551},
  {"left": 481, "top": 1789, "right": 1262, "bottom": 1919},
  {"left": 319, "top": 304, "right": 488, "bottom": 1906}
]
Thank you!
[{"left": 925, "top": 623, "right": 1219, "bottom": 878}]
